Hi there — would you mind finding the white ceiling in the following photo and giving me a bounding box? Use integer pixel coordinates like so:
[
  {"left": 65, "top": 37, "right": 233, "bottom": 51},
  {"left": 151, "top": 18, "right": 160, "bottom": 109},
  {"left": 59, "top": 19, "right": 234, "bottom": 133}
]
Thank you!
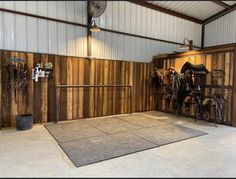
[
  {"left": 147, "top": 1, "right": 236, "bottom": 20},
  {"left": 222, "top": 1, "right": 236, "bottom": 5}
]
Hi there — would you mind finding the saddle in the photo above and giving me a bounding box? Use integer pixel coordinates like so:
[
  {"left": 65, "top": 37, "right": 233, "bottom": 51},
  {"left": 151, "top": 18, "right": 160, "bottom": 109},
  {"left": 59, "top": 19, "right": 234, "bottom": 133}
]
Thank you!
[{"left": 181, "top": 62, "right": 208, "bottom": 74}]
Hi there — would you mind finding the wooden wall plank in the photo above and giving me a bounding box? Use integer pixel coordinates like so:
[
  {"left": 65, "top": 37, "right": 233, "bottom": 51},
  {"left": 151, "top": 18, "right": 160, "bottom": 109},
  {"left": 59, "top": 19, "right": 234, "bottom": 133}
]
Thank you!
[
  {"left": 0, "top": 50, "right": 155, "bottom": 128},
  {"left": 71, "top": 58, "right": 78, "bottom": 119},
  {"left": 66, "top": 57, "right": 73, "bottom": 120},
  {"left": 132, "top": 62, "right": 137, "bottom": 112},
  {"left": 2, "top": 52, "right": 11, "bottom": 127},
  {"left": 129, "top": 62, "right": 133, "bottom": 113},
  {"left": 88, "top": 60, "right": 95, "bottom": 118},
  {"left": 26, "top": 53, "right": 34, "bottom": 117},
  {"left": 47, "top": 55, "right": 56, "bottom": 122},
  {"left": 59, "top": 56, "right": 68, "bottom": 121},
  {"left": 102, "top": 60, "right": 109, "bottom": 116},
  {"left": 153, "top": 50, "right": 235, "bottom": 126},
  {"left": 78, "top": 58, "right": 84, "bottom": 119},
  {"left": 9, "top": 52, "right": 19, "bottom": 127},
  {"left": 231, "top": 51, "right": 236, "bottom": 127},
  {"left": 41, "top": 54, "right": 48, "bottom": 124},
  {"left": 107, "top": 61, "right": 113, "bottom": 115}
]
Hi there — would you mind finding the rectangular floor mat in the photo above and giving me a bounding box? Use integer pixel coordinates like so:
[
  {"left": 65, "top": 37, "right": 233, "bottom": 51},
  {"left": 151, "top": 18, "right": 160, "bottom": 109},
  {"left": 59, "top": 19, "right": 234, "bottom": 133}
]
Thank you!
[
  {"left": 45, "top": 115, "right": 207, "bottom": 167},
  {"left": 129, "top": 124, "right": 207, "bottom": 145},
  {"left": 59, "top": 133, "right": 157, "bottom": 167},
  {"left": 84, "top": 117, "right": 141, "bottom": 134},
  {"left": 117, "top": 114, "right": 169, "bottom": 127},
  {"left": 45, "top": 120, "right": 106, "bottom": 143}
]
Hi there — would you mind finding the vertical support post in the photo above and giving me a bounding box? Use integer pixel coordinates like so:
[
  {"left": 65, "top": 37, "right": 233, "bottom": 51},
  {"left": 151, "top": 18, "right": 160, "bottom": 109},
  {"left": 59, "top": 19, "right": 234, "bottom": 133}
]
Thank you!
[
  {"left": 130, "top": 86, "right": 132, "bottom": 114},
  {"left": 56, "top": 88, "right": 60, "bottom": 123},
  {"left": 201, "top": 24, "right": 205, "bottom": 49},
  {"left": 231, "top": 51, "right": 236, "bottom": 127},
  {"left": 87, "top": 1, "right": 92, "bottom": 57}
]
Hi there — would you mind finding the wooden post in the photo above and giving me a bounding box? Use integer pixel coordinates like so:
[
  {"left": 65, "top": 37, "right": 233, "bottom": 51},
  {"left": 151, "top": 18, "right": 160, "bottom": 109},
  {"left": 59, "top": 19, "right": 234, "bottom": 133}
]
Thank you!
[
  {"left": 231, "top": 51, "right": 236, "bottom": 127},
  {"left": 87, "top": 1, "right": 92, "bottom": 57},
  {"left": 55, "top": 88, "right": 60, "bottom": 123},
  {"left": 130, "top": 86, "right": 132, "bottom": 114}
]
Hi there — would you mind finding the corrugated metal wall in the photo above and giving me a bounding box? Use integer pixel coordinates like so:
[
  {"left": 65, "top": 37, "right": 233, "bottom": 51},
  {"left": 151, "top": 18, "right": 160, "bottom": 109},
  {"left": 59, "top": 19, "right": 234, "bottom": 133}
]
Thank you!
[
  {"left": 0, "top": 1, "right": 88, "bottom": 57},
  {"left": 205, "top": 9, "right": 236, "bottom": 47},
  {"left": 92, "top": 31, "right": 180, "bottom": 62},
  {"left": 93, "top": 1, "right": 201, "bottom": 61},
  {"left": 96, "top": 1, "right": 201, "bottom": 46},
  {"left": 0, "top": 1, "right": 202, "bottom": 62}
]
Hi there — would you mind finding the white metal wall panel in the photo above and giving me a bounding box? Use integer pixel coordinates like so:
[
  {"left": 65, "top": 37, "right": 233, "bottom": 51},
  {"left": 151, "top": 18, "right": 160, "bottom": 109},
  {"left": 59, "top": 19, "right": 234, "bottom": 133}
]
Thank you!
[
  {"left": 75, "top": 26, "right": 87, "bottom": 57},
  {"left": 37, "top": 1, "right": 48, "bottom": 17},
  {"left": 27, "top": 17, "right": 38, "bottom": 52},
  {"left": 48, "top": 21, "right": 58, "bottom": 55},
  {"left": 15, "top": 15, "right": 27, "bottom": 51},
  {"left": 124, "top": 1, "right": 131, "bottom": 34},
  {"left": 58, "top": 23, "right": 67, "bottom": 56},
  {"left": 3, "top": 13, "right": 15, "bottom": 50},
  {"left": 66, "top": 24, "right": 76, "bottom": 56},
  {"left": 1, "top": 1, "right": 87, "bottom": 24},
  {"left": 57, "top": 1, "right": 66, "bottom": 21},
  {"left": 97, "top": 1, "right": 202, "bottom": 47},
  {"left": 92, "top": 31, "right": 181, "bottom": 62},
  {"left": 26, "top": 1, "right": 37, "bottom": 14},
  {"left": 66, "top": 1, "right": 74, "bottom": 22},
  {"left": 2, "top": 1, "right": 14, "bottom": 9},
  {"left": 15, "top": 1, "right": 26, "bottom": 12},
  {"left": 48, "top": 1, "right": 57, "bottom": 19},
  {"left": 0, "top": 12, "right": 3, "bottom": 49},
  {"left": 0, "top": 1, "right": 201, "bottom": 62},
  {"left": 118, "top": 1, "right": 125, "bottom": 33},
  {"left": 38, "top": 19, "right": 49, "bottom": 53},
  {"left": 205, "top": 9, "right": 236, "bottom": 47},
  {"left": 0, "top": 11, "right": 87, "bottom": 57}
]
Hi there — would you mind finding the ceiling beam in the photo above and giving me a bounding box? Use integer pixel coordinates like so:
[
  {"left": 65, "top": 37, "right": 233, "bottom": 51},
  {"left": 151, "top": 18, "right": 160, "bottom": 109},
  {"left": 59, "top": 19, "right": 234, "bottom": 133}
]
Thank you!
[
  {"left": 203, "top": 3, "right": 236, "bottom": 24},
  {"left": 212, "top": 1, "right": 231, "bottom": 9},
  {"left": 128, "top": 0, "right": 203, "bottom": 24}
]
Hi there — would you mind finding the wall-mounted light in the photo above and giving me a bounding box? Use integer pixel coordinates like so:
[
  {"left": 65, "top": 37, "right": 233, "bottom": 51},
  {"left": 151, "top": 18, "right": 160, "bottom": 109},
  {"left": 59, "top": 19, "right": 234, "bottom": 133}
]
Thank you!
[
  {"left": 90, "top": 19, "right": 100, "bottom": 32},
  {"left": 179, "top": 38, "right": 193, "bottom": 51}
]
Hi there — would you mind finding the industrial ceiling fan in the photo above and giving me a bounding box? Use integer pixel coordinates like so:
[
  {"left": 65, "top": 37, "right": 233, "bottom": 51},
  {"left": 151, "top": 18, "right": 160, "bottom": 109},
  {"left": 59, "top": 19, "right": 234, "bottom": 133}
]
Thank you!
[{"left": 88, "top": 1, "right": 107, "bottom": 32}]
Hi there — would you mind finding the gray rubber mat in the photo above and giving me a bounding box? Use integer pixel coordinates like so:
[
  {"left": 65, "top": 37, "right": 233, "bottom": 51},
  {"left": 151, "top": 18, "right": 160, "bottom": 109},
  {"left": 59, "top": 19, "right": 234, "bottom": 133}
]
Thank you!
[
  {"left": 59, "top": 133, "right": 157, "bottom": 167},
  {"left": 45, "top": 120, "right": 106, "bottom": 143},
  {"left": 129, "top": 124, "right": 207, "bottom": 145},
  {"left": 45, "top": 115, "right": 207, "bottom": 167},
  {"left": 117, "top": 114, "right": 169, "bottom": 127},
  {"left": 84, "top": 117, "right": 141, "bottom": 134}
]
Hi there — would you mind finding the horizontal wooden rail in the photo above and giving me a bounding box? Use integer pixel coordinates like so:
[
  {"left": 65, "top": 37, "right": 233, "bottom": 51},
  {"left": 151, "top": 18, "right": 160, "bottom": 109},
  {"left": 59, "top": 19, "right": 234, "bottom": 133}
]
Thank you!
[
  {"left": 56, "top": 84, "right": 132, "bottom": 123},
  {"left": 57, "top": 84, "right": 132, "bottom": 88}
]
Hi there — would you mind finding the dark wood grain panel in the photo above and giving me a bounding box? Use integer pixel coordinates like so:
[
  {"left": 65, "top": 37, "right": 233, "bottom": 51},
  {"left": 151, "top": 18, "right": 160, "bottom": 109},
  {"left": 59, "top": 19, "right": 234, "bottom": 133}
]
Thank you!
[
  {"left": 0, "top": 52, "right": 2, "bottom": 129},
  {"left": 0, "top": 50, "right": 155, "bottom": 128},
  {"left": 153, "top": 51, "right": 235, "bottom": 126}
]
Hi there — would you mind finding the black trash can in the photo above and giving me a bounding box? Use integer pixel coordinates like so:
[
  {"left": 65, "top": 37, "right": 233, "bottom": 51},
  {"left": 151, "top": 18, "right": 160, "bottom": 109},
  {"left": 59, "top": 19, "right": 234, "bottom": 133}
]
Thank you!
[{"left": 16, "top": 114, "right": 34, "bottom": 131}]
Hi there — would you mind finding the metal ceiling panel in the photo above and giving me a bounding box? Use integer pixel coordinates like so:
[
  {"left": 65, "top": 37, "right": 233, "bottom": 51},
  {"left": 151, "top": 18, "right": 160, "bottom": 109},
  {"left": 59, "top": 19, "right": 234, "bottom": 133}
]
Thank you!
[
  {"left": 148, "top": 1, "right": 225, "bottom": 20},
  {"left": 222, "top": 1, "right": 236, "bottom": 6}
]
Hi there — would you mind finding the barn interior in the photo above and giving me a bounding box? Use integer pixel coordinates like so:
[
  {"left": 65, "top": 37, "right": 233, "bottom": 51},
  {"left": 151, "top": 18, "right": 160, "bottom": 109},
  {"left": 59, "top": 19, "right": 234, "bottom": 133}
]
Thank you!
[{"left": 0, "top": 1, "right": 236, "bottom": 177}]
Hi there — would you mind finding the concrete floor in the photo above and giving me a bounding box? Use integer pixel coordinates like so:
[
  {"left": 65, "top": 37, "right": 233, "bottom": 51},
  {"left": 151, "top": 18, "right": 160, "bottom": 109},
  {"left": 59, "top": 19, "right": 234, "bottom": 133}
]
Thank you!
[{"left": 1, "top": 111, "right": 236, "bottom": 177}]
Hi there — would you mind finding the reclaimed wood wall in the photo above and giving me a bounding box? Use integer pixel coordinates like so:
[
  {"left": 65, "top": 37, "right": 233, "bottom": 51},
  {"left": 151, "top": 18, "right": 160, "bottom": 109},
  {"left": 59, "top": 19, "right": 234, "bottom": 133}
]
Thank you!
[
  {"left": 0, "top": 50, "right": 156, "bottom": 128},
  {"left": 153, "top": 51, "right": 235, "bottom": 125}
]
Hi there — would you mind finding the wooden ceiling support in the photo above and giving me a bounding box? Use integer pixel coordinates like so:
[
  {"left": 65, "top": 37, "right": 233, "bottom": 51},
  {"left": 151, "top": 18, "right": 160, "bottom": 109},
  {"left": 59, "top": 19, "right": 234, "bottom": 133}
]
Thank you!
[
  {"left": 212, "top": 1, "right": 231, "bottom": 9},
  {"left": 203, "top": 3, "right": 236, "bottom": 24}
]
